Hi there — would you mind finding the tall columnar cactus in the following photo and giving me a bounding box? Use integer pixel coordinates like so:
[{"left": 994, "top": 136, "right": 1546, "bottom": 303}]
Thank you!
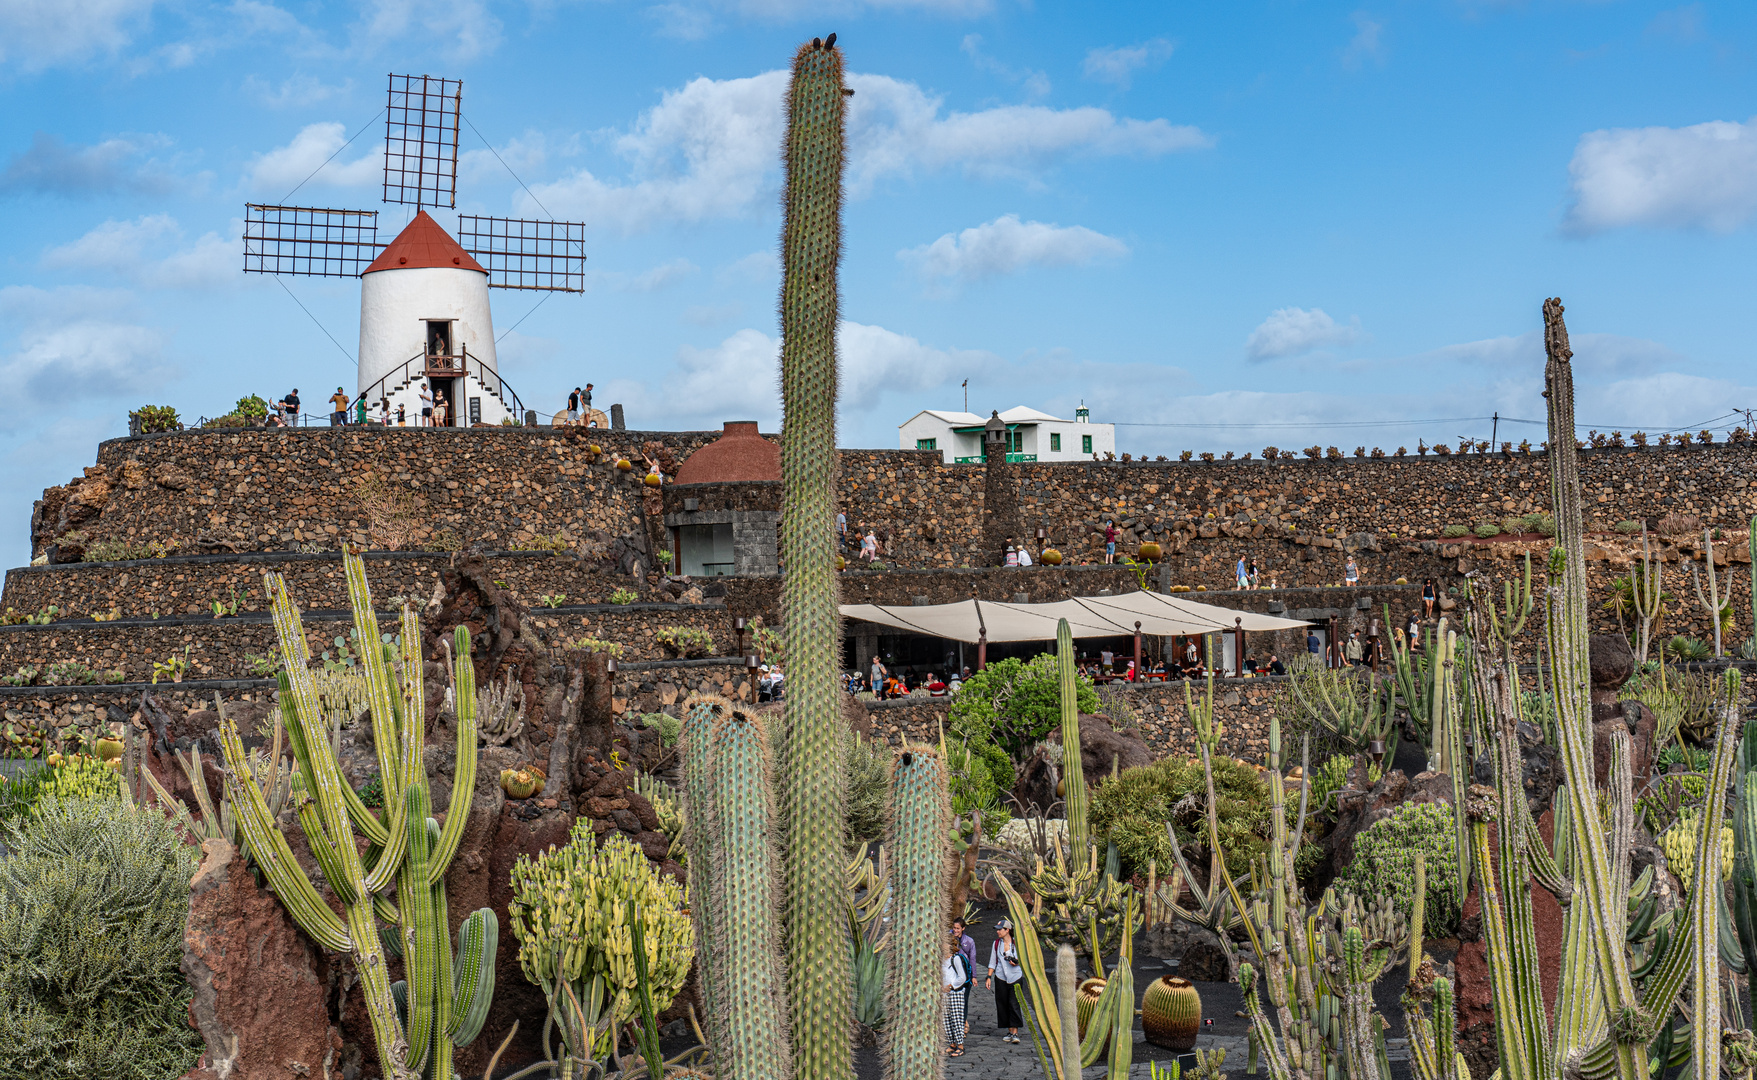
[
  {"left": 1749, "top": 515, "right": 1756, "bottom": 653},
  {"left": 1631, "top": 525, "right": 1666, "bottom": 665},
  {"left": 218, "top": 553, "right": 494, "bottom": 1080},
  {"left": 1450, "top": 299, "right": 1743, "bottom": 1080},
  {"left": 705, "top": 704, "right": 791, "bottom": 1080},
  {"left": 1056, "top": 618, "right": 1088, "bottom": 855},
  {"left": 777, "top": 36, "right": 854, "bottom": 1080},
  {"left": 679, "top": 695, "right": 725, "bottom": 1058},
  {"left": 884, "top": 746, "right": 952, "bottom": 1080},
  {"left": 1692, "top": 528, "right": 1727, "bottom": 657}
]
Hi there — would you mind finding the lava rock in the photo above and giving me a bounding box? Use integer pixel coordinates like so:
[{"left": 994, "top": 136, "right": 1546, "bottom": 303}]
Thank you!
[{"left": 1177, "top": 939, "right": 1232, "bottom": 983}]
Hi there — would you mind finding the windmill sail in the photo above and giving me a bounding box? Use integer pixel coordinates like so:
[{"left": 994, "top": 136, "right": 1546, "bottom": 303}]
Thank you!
[
  {"left": 383, "top": 73, "right": 462, "bottom": 210},
  {"left": 243, "top": 205, "right": 380, "bottom": 278},
  {"left": 458, "top": 215, "right": 588, "bottom": 292}
]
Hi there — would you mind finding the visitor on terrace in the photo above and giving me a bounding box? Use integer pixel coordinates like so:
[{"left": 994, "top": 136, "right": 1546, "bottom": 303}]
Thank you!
[
  {"left": 276, "top": 388, "right": 300, "bottom": 424},
  {"left": 1236, "top": 555, "right": 1250, "bottom": 589},
  {"left": 1103, "top": 520, "right": 1118, "bottom": 563},
  {"left": 1005, "top": 542, "right": 1018, "bottom": 568},
  {"left": 1267, "top": 654, "right": 1287, "bottom": 676},
  {"left": 859, "top": 528, "right": 879, "bottom": 564},
  {"left": 1346, "top": 630, "right": 1365, "bottom": 667},
  {"left": 1248, "top": 558, "right": 1261, "bottom": 589},
  {"left": 926, "top": 673, "right": 948, "bottom": 696},
  {"left": 1016, "top": 542, "right": 1032, "bottom": 567},
  {"left": 1345, "top": 557, "right": 1360, "bottom": 587},
  {"left": 329, "top": 386, "right": 350, "bottom": 425},
  {"left": 1422, "top": 577, "right": 1438, "bottom": 619}
]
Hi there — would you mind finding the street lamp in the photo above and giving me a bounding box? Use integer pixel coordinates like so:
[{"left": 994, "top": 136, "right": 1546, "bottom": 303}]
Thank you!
[
  {"left": 746, "top": 653, "right": 760, "bottom": 701},
  {"left": 733, "top": 616, "right": 747, "bottom": 658}
]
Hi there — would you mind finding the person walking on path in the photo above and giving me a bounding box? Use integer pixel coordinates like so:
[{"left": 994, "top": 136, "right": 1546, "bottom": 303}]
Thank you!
[
  {"left": 869, "top": 657, "right": 887, "bottom": 697},
  {"left": 1422, "top": 577, "right": 1438, "bottom": 619},
  {"left": 355, "top": 392, "right": 369, "bottom": 425},
  {"left": 942, "top": 935, "right": 971, "bottom": 1057},
  {"left": 419, "top": 383, "right": 434, "bottom": 427},
  {"left": 1345, "top": 557, "right": 1360, "bottom": 587},
  {"left": 1346, "top": 630, "right": 1364, "bottom": 667},
  {"left": 1236, "top": 555, "right": 1250, "bottom": 590},
  {"left": 582, "top": 383, "right": 593, "bottom": 411},
  {"left": 1103, "top": 520, "right": 1118, "bottom": 564},
  {"left": 986, "top": 918, "right": 1025, "bottom": 1043},
  {"left": 951, "top": 919, "right": 977, "bottom": 1015},
  {"left": 567, "top": 387, "right": 581, "bottom": 424}
]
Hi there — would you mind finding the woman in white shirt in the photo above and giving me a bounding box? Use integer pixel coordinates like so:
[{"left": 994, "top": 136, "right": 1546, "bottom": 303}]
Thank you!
[
  {"left": 985, "top": 918, "right": 1025, "bottom": 1043},
  {"left": 942, "top": 935, "right": 971, "bottom": 1056}
]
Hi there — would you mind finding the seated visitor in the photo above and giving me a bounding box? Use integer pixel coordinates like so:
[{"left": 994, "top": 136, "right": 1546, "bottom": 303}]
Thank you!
[
  {"left": 1268, "top": 654, "right": 1287, "bottom": 676},
  {"left": 926, "top": 673, "right": 949, "bottom": 696}
]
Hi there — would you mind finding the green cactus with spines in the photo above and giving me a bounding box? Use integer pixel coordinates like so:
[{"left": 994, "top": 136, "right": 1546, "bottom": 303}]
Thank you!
[
  {"left": 707, "top": 705, "right": 791, "bottom": 1080},
  {"left": 679, "top": 694, "right": 725, "bottom": 1055},
  {"left": 777, "top": 35, "right": 854, "bottom": 1080},
  {"left": 884, "top": 745, "right": 951, "bottom": 1080},
  {"left": 217, "top": 553, "right": 496, "bottom": 1080},
  {"left": 1056, "top": 618, "right": 1088, "bottom": 856}
]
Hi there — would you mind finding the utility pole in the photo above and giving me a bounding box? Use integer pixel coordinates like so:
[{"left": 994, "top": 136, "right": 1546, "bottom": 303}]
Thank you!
[
  {"left": 962, "top": 379, "right": 969, "bottom": 413},
  {"left": 1491, "top": 411, "right": 1499, "bottom": 447}
]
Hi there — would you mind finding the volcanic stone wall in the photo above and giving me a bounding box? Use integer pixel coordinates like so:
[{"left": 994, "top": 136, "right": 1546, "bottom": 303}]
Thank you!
[{"left": 34, "top": 431, "right": 1757, "bottom": 571}]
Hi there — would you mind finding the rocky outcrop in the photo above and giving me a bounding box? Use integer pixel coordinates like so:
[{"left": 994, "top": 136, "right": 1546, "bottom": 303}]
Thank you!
[{"left": 180, "top": 839, "right": 340, "bottom": 1080}]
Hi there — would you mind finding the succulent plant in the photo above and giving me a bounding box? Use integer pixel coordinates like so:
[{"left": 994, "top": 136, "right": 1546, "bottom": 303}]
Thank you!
[
  {"left": 1141, "top": 976, "right": 1201, "bottom": 1050},
  {"left": 499, "top": 768, "right": 544, "bottom": 800},
  {"left": 1041, "top": 548, "right": 1063, "bottom": 565}
]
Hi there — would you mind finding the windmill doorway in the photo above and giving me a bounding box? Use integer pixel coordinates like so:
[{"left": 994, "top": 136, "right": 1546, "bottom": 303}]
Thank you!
[{"left": 424, "top": 319, "right": 460, "bottom": 428}]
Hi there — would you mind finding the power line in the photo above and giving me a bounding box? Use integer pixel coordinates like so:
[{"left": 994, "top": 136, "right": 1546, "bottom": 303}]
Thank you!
[
  {"left": 275, "top": 277, "right": 355, "bottom": 367},
  {"left": 1114, "top": 410, "right": 1747, "bottom": 433},
  {"left": 279, "top": 108, "right": 386, "bottom": 205},
  {"left": 496, "top": 292, "right": 552, "bottom": 343},
  {"left": 460, "top": 113, "right": 588, "bottom": 260}
]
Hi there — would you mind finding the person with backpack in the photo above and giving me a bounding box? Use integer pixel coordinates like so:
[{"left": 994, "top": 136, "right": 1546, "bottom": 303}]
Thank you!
[{"left": 941, "top": 933, "right": 971, "bottom": 1057}]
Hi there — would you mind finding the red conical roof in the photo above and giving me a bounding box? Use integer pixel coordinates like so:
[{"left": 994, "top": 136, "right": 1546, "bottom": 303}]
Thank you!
[{"left": 363, "top": 210, "right": 486, "bottom": 276}]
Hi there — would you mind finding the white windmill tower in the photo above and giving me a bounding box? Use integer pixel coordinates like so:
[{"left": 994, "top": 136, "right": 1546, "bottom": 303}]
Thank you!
[{"left": 243, "top": 74, "right": 587, "bottom": 426}]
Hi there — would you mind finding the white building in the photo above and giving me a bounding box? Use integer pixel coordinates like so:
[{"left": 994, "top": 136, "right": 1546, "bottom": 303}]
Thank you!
[
  {"left": 897, "top": 405, "right": 1116, "bottom": 464},
  {"left": 357, "top": 211, "right": 519, "bottom": 427}
]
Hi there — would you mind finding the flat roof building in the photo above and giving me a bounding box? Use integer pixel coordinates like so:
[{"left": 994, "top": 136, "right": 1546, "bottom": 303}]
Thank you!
[{"left": 898, "top": 405, "right": 1116, "bottom": 464}]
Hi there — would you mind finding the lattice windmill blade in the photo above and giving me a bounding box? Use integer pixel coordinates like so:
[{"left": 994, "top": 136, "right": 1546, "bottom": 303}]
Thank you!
[
  {"left": 243, "top": 204, "right": 381, "bottom": 278},
  {"left": 457, "top": 216, "right": 588, "bottom": 293},
  {"left": 384, "top": 73, "right": 462, "bottom": 210}
]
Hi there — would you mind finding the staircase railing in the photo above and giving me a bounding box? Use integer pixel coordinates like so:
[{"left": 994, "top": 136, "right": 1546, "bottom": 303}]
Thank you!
[{"left": 357, "top": 344, "right": 525, "bottom": 426}]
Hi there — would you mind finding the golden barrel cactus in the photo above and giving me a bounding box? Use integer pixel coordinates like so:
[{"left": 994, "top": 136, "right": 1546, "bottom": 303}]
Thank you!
[{"left": 1141, "top": 975, "right": 1201, "bottom": 1049}]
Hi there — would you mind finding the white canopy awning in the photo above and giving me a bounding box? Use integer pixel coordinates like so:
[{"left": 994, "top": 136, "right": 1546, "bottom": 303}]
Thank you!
[{"left": 841, "top": 591, "right": 1307, "bottom": 645}]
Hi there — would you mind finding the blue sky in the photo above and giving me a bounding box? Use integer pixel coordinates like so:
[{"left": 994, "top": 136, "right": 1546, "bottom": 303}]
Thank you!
[{"left": 2, "top": 0, "right": 1754, "bottom": 561}]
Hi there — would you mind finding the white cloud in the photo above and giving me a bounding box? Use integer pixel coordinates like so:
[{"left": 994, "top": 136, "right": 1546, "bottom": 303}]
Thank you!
[
  {"left": 242, "top": 74, "right": 354, "bottom": 108},
  {"left": 0, "top": 286, "right": 174, "bottom": 431},
  {"left": 525, "top": 69, "right": 1210, "bottom": 234},
  {"left": 352, "top": 0, "right": 502, "bottom": 61},
  {"left": 0, "top": 133, "right": 175, "bottom": 196},
  {"left": 1342, "top": 12, "right": 1385, "bottom": 69},
  {"left": 245, "top": 123, "right": 383, "bottom": 195},
  {"left": 44, "top": 214, "right": 237, "bottom": 289},
  {"left": 0, "top": 0, "right": 157, "bottom": 72},
  {"left": 1564, "top": 116, "right": 1757, "bottom": 233},
  {"left": 1082, "top": 38, "right": 1175, "bottom": 88},
  {"left": 962, "top": 34, "right": 1051, "bottom": 99},
  {"left": 717, "top": 250, "right": 776, "bottom": 286},
  {"left": 604, "top": 320, "right": 987, "bottom": 429},
  {"left": 1246, "top": 307, "right": 1365, "bottom": 360},
  {"left": 901, "top": 214, "right": 1128, "bottom": 284},
  {"left": 684, "top": 304, "right": 741, "bottom": 326},
  {"left": 583, "top": 258, "right": 699, "bottom": 292}
]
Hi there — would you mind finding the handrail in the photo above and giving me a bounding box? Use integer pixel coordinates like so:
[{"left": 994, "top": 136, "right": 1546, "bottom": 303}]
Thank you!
[{"left": 357, "top": 344, "right": 525, "bottom": 426}]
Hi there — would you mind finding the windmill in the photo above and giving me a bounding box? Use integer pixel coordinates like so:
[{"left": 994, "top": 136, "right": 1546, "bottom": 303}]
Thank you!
[{"left": 243, "top": 74, "right": 588, "bottom": 427}]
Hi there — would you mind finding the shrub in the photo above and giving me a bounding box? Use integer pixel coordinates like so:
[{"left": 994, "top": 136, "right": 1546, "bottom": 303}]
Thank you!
[
  {"left": 1336, "top": 801, "right": 1462, "bottom": 935},
  {"left": 130, "top": 405, "right": 181, "bottom": 433},
  {"left": 1656, "top": 513, "right": 1699, "bottom": 538},
  {"left": 640, "top": 712, "right": 682, "bottom": 748},
  {"left": 944, "top": 733, "right": 1013, "bottom": 836},
  {"left": 1088, "top": 756, "right": 1270, "bottom": 879},
  {"left": 0, "top": 797, "right": 202, "bottom": 1079},
  {"left": 1305, "top": 754, "right": 1353, "bottom": 818},
  {"left": 1614, "top": 520, "right": 1640, "bottom": 534},
  {"left": 845, "top": 730, "right": 892, "bottom": 847},
  {"left": 1179, "top": 450, "right": 1193, "bottom": 462},
  {"left": 202, "top": 413, "right": 251, "bottom": 429},
  {"left": 608, "top": 586, "right": 639, "bottom": 605},
  {"left": 1474, "top": 523, "right": 1500, "bottom": 538},
  {"left": 754, "top": 624, "right": 785, "bottom": 662},
  {"left": 571, "top": 637, "right": 624, "bottom": 657},
  {"left": 948, "top": 654, "right": 1099, "bottom": 757},
  {"left": 1666, "top": 636, "right": 1712, "bottom": 663},
  {"left": 1442, "top": 524, "right": 1470, "bottom": 539},
  {"left": 1262, "top": 447, "right": 1279, "bottom": 460},
  {"left": 41, "top": 661, "right": 124, "bottom": 686},
  {"left": 1525, "top": 512, "right": 1557, "bottom": 537},
  {"left": 654, "top": 625, "right": 714, "bottom": 658}
]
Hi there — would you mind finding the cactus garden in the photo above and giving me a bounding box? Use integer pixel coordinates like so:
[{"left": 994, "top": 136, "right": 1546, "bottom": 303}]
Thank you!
[{"left": 3, "top": 27, "right": 1757, "bottom": 1080}]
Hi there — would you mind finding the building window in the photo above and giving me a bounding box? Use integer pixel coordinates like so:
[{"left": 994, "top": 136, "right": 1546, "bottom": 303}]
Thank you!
[
  {"left": 1007, "top": 430, "right": 1023, "bottom": 453},
  {"left": 1050, "top": 432, "right": 1061, "bottom": 452},
  {"left": 1082, "top": 434, "right": 1093, "bottom": 454},
  {"left": 916, "top": 437, "right": 936, "bottom": 451}
]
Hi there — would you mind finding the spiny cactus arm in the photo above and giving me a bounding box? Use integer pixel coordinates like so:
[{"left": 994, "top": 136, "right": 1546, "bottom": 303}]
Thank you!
[
  {"left": 1237, "top": 963, "right": 1295, "bottom": 1080},
  {"left": 398, "top": 785, "right": 438, "bottom": 1071},
  {"left": 1488, "top": 723, "right": 1553, "bottom": 1075},
  {"left": 1198, "top": 742, "right": 1266, "bottom": 964},
  {"left": 1688, "top": 672, "right": 1740, "bottom": 1080},
  {"left": 1409, "top": 855, "right": 1425, "bottom": 984},
  {"left": 1466, "top": 801, "right": 1541, "bottom": 1080},
  {"left": 338, "top": 555, "right": 408, "bottom": 797},
  {"left": 884, "top": 746, "right": 952, "bottom": 1080},
  {"left": 678, "top": 696, "right": 723, "bottom": 1056},
  {"left": 428, "top": 820, "right": 455, "bottom": 1080},
  {"left": 778, "top": 34, "right": 853, "bottom": 1080},
  {"left": 276, "top": 673, "right": 390, "bottom": 845},
  {"left": 1057, "top": 619, "right": 1088, "bottom": 855},
  {"left": 1734, "top": 765, "right": 1757, "bottom": 1020},
  {"left": 708, "top": 709, "right": 791, "bottom": 1079},
  {"left": 218, "top": 721, "right": 351, "bottom": 951},
  {"left": 427, "top": 626, "right": 478, "bottom": 885},
  {"left": 449, "top": 908, "right": 498, "bottom": 1047},
  {"left": 1057, "top": 944, "right": 1081, "bottom": 1080},
  {"left": 400, "top": 604, "right": 427, "bottom": 766}
]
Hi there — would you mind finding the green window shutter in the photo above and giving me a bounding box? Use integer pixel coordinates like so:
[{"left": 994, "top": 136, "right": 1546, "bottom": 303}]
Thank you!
[
  {"left": 916, "top": 438, "right": 936, "bottom": 451},
  {"left": 1082, "top": 434, "right": 1092, "bottom": 454},
  {"left": 1050, "top": 433, "right": 1061, "bottom": 452}
]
